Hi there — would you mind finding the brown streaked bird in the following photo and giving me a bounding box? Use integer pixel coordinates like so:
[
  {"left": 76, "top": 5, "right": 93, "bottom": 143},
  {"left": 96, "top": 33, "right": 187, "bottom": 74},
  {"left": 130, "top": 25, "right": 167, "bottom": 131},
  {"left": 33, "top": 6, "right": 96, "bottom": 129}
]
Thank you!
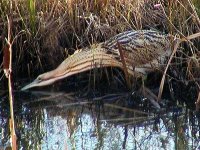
[{"left": 21, "top": 30, "right": 172, "bottom": 91}]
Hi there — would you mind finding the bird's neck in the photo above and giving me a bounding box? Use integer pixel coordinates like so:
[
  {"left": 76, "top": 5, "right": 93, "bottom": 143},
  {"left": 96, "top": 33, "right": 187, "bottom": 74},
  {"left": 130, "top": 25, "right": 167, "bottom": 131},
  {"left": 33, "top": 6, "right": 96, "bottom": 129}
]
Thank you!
[{"left": 48, "top": 45, "right": 134, "bottom": 81}]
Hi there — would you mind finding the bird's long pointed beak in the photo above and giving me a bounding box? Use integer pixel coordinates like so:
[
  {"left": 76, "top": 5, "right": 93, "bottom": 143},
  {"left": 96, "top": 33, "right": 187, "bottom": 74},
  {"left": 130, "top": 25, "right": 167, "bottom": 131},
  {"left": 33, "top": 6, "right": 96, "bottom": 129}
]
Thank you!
[{"left": 21, "top": 79, "right": 40, "bottom": 91}]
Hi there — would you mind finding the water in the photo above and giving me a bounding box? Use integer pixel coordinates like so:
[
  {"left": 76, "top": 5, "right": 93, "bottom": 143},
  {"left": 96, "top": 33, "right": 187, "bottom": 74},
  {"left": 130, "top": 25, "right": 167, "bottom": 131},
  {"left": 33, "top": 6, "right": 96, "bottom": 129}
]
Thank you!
[{"left": 0, "top": 75, "right": 200, "bottom": 150}]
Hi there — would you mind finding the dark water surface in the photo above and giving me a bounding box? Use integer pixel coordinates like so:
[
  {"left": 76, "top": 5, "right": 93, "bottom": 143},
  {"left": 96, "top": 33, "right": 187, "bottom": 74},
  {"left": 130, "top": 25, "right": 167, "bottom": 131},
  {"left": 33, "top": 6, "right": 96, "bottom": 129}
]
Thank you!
[{"left": 0, "top": 77, "right": 200, "bottom": 150}]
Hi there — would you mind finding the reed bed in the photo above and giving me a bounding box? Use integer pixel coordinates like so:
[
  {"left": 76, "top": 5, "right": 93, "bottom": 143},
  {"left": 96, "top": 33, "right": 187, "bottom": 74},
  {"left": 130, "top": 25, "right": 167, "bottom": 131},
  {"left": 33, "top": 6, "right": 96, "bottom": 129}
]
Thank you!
[
  {"left": 0, "top": 0, "right": 200, "bottom": 102},
  {"left": 0, "top": 1, "right": 200, "bottom": 149}
]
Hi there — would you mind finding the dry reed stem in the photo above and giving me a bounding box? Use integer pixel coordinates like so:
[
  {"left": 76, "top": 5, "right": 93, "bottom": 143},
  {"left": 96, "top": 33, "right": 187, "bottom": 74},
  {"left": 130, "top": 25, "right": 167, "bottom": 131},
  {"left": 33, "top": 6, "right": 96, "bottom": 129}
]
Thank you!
[
  {"left": 104, "top": 103, "right": 149, "bottom": 115},
  {"left": 100, "top": 116, "right": 153, "bottom": 122},
  {"left": 5, "top": 15, "right": 17, "bottom": 150},
  {"left": 187, "top": 0, "right": 200, "bottom": 26},
  {"left": 196, "top": 92, "right": 200, "bottom": 111},
  {"left": 117, "top": 41, "right": 131, "bottom": 88},
  {"left": 158, "top": 38, "right": 181, "bottom": 101},
  {"left": 158, "top": 32, "right": 200, "bottom": 101}
]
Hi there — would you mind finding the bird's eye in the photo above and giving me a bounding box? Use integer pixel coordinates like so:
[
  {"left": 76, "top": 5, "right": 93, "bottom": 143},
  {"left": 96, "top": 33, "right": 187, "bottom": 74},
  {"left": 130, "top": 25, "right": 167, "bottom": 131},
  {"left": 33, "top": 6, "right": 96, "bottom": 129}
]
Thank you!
[{"left": 37, "top": 77, "right": 42, "bottom": 81}]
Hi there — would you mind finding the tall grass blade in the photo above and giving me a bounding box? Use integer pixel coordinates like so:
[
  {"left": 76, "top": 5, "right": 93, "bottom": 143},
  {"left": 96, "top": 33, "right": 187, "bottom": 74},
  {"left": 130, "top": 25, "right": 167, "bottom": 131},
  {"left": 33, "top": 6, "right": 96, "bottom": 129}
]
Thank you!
[{"left": 28, "top": 0, "right": 36, "bottom": 34}]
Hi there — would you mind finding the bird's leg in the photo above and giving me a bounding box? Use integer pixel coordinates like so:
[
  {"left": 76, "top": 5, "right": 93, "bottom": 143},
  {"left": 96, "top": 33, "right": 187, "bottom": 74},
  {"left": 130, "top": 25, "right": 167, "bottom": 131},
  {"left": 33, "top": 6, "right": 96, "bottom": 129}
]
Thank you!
[
  {"left": 141, "top": 76, "right": 145, "bottom": 94},
  {"left": 140, "top": 76, "right": 161, "bottom": 109},
  {"left": 142, "top": 87, "right": 161, "bottom": 109}
]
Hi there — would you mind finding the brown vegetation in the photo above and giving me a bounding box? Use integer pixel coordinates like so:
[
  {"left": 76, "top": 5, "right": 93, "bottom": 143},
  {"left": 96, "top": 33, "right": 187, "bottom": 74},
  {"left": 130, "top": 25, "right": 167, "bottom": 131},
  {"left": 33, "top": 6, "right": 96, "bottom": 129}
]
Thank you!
[{"left": 0, "top": 0, "right": 200, "bottom": 103}]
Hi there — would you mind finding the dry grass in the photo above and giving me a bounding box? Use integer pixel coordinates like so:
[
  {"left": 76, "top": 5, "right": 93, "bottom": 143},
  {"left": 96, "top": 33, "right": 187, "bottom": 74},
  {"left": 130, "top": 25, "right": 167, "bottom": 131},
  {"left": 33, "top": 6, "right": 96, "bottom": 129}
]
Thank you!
[{"left": 0, "top": 0, "right": 200, "bottom": 101}]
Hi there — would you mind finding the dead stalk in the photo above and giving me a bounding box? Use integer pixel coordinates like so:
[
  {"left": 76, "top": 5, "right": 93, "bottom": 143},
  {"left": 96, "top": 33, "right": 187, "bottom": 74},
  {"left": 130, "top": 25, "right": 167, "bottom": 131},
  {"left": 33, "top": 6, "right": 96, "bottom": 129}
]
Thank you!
[
  {"left": 5, "top": 15, "right": 17, "bottom": 150},
  {"left": 196, "top": 92, "right": 200, "bottom": 111},
  {"left": 158, "top": 32, "right": 200, "bottom": 101},
  {"left": 117, "top": 41, "right": 131, "bottom": 88}
]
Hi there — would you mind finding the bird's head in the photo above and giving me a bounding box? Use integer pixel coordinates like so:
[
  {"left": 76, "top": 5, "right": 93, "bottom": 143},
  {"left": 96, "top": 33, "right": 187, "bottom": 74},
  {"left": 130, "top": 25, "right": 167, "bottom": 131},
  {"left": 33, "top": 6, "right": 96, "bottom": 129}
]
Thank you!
[{"left": 21, "top": 71, "right": 58, "bottom": 91}]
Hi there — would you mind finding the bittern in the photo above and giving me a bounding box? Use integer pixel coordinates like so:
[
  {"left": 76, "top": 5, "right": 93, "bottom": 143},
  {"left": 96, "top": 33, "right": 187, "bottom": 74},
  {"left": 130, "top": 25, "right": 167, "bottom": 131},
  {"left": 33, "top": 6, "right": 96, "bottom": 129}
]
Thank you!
[{"left": 21, "top": 30, "right": 172, "bottom": 91}]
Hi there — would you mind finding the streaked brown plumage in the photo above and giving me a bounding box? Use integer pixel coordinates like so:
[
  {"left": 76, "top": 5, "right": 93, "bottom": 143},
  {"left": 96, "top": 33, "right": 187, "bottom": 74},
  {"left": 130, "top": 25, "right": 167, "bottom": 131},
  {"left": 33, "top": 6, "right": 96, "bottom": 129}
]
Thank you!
[{"left": 21, "top": 30, "right": 172, "bottom": 90}]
